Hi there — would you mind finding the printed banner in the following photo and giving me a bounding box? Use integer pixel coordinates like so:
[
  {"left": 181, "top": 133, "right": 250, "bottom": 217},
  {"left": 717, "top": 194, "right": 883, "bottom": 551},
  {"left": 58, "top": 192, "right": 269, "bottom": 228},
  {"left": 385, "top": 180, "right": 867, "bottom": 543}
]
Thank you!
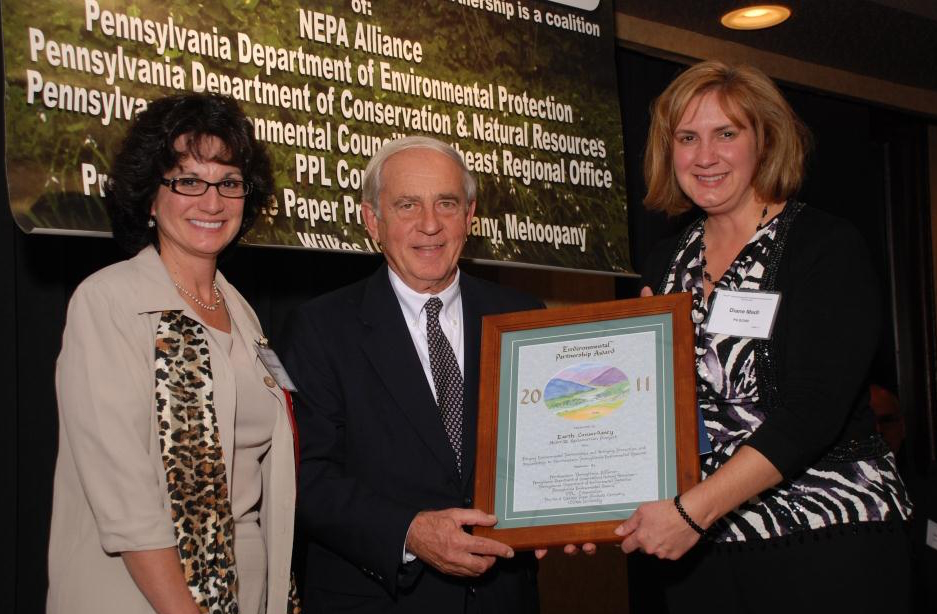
[{"left": 2, "top": 0, "right": 631, "bottom": 273}]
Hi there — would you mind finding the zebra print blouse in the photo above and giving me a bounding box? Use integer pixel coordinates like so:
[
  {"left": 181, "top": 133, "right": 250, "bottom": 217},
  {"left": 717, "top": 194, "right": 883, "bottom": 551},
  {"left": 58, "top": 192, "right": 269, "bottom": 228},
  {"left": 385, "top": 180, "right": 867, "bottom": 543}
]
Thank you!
[{"left": 662, "top": 204, "right": 912, "bottom": 542}]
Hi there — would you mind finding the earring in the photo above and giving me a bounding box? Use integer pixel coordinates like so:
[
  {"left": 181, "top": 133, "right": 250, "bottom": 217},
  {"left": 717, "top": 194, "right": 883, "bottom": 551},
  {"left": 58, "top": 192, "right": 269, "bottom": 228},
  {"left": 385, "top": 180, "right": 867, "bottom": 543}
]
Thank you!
[{"left": 147, "top": 217, "right": 156, "bottom": 228}]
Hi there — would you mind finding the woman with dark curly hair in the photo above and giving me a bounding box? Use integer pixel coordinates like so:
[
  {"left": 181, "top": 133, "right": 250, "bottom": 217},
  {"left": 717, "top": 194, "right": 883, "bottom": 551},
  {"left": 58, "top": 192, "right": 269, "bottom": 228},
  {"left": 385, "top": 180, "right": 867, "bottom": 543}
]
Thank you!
[{"left": 48, "top": 93, "right": 297, "bottom": 614}]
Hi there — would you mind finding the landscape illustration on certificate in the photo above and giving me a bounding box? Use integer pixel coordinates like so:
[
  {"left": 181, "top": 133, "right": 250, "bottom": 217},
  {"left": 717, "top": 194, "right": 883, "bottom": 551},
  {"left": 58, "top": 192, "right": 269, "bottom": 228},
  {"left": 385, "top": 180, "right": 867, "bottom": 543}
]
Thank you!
[{"left": 544, "top": 363, "right": 629, "bottom": 421}]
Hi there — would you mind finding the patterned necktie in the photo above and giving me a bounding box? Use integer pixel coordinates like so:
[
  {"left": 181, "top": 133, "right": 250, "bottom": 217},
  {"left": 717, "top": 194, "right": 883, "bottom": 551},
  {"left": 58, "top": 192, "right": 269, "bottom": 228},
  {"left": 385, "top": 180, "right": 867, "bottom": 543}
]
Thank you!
[{"left": 424, "top": 296, "right": 463, "bottom": 471}]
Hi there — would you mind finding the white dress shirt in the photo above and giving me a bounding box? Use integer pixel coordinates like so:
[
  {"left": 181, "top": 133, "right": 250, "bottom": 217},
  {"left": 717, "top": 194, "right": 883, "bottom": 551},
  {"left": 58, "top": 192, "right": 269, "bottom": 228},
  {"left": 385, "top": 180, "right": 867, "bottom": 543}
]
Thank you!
[
  {"left": 387, "top": 267, "right": 465, "bottom": 563},
  {"left": 388, "top": 268, "right": 465, "bottom": 401}
]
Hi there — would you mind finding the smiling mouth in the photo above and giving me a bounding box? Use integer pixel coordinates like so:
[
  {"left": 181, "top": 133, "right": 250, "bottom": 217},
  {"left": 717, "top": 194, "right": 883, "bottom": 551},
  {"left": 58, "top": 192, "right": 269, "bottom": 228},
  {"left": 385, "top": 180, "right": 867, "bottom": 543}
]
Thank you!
[
  {"left": 696, "top": 173, "right": 728, "bottom": 184},
  {"left": 190, "top": 219, "right": 224, "bottom": 229}
]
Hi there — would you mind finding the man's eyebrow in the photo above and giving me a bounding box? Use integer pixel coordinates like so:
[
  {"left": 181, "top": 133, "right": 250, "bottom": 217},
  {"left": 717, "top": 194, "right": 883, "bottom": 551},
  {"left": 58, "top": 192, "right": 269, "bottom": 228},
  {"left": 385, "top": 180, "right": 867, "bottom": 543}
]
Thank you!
[{"left": 390, "top": 192, "right": 463, "bottom": 203}]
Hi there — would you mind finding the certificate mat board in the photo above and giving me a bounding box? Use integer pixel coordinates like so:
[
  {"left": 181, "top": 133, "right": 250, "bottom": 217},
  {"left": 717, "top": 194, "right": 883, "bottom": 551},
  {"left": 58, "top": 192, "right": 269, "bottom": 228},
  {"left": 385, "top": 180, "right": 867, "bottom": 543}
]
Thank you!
[{"left": 474, "top": 294, "right": 699, "bottom": 549}]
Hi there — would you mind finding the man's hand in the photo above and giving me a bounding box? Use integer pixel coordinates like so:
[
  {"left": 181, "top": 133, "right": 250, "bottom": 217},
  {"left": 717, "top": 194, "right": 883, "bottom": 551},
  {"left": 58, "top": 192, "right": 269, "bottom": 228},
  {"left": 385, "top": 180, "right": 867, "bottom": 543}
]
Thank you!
[{"left": 405, "top": 508, "right": 514, "bottom": 577}]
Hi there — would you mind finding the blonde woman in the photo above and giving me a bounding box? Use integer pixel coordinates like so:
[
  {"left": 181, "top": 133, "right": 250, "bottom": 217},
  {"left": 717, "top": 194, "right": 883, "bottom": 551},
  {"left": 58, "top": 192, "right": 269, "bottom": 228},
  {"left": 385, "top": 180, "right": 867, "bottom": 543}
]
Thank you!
[{"left": 620, "top": 61, "right": 912, "bottom": 612}]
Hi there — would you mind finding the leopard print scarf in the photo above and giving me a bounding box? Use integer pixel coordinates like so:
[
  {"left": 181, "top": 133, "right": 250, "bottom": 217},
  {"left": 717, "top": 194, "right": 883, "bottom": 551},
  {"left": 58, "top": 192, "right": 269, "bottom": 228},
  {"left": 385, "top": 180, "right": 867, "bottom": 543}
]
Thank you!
[{"left": 155, "top": 311, "right": 238, "bottom": 613}]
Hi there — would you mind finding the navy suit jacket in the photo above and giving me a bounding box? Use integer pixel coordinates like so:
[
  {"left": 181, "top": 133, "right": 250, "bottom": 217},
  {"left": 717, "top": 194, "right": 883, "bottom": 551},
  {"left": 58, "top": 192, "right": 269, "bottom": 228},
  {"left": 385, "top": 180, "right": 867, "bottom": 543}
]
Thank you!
[{"left": 281, "top": 265, "right": 541, "bottom": 613}]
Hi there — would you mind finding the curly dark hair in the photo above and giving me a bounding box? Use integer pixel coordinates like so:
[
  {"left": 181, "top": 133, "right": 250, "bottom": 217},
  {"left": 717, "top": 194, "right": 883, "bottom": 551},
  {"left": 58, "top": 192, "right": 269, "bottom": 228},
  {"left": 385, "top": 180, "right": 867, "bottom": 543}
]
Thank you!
[{"left": 106, "top": 93, "right": 273, "bottom": 256}]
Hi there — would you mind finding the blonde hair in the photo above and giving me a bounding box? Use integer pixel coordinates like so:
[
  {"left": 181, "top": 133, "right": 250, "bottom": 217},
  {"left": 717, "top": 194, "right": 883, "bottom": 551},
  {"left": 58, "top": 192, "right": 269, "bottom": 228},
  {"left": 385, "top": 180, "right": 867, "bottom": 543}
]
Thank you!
[{"left": 644, "top": 60, "right": 811, "bottom": 215}]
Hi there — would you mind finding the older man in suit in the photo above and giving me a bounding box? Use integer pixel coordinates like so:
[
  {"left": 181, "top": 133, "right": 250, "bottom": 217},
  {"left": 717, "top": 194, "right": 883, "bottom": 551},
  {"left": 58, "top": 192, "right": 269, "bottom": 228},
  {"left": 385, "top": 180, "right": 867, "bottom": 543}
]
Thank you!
[{"left": 282, "top": 136, "right": 541, "bottom": 613}]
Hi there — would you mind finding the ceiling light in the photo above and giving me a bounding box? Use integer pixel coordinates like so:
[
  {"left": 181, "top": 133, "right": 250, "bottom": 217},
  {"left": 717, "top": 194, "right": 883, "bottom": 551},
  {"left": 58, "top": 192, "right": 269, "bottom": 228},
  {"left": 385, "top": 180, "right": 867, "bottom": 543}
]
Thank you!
[{"left": 721, "top": 5, "right": 791, "bottom": 30}]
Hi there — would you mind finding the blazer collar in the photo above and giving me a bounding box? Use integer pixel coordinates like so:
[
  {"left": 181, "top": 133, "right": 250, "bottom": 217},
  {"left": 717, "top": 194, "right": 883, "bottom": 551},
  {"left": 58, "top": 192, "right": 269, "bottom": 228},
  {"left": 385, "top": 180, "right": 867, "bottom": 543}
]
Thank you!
[
  {"left": 127, "top": 246, "right": 251, "bottom": 333},
  {"left": 128, "top": 245, "right": 279, "bottom": 400},
  {"left": 126, "top": 245, "right": 203, "bottom": 314}
]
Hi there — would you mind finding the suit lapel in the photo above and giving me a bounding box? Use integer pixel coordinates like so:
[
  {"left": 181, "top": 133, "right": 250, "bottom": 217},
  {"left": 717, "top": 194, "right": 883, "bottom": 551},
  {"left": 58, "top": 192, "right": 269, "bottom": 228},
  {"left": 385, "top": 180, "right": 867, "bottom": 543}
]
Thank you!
[
  {"left": 359, "top": 266, "right": 461, "bottom": 479},
  {"left": 460, "top": 275, "right": 482, "bottom": 491}
]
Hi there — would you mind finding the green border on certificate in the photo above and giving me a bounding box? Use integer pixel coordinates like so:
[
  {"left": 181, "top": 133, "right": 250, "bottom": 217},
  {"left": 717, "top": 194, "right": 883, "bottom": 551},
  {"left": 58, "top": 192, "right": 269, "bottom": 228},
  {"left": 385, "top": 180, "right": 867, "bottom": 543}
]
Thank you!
[{"left": 493, "top": 314, "right": 677, "bottom": 529}]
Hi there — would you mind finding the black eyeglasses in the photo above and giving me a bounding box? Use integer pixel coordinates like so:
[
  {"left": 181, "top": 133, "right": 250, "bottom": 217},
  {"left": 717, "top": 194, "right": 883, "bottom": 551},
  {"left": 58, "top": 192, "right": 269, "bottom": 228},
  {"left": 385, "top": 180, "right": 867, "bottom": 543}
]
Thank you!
[{"left": 160, "top": 177, "right": 252, "bottom": 198}]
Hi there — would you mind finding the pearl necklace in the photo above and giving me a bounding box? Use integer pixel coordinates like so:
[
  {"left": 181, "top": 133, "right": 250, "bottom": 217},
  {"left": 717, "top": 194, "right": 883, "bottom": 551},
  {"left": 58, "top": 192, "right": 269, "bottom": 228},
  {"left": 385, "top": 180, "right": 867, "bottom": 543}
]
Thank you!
[
  {"left": 174, "top": 279, "right": 222, "bottom": 311},
  {"left": 701, "top": 204, "right": 769, "bottom": 286}
]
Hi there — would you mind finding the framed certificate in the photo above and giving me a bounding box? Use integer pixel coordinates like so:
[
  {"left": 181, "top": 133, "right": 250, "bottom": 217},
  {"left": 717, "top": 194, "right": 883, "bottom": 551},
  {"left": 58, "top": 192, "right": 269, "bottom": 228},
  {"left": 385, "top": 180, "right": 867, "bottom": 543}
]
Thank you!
[{"left": 473, "top": 293, "right": 700, "bottom": 549}]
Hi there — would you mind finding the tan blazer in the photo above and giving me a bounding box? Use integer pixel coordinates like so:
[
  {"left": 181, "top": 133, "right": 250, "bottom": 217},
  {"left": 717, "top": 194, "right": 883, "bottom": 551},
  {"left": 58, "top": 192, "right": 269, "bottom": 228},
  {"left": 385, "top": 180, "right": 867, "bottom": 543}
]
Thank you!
[{"left": 48, "top": 246, "right": 295, "bottom": 614}]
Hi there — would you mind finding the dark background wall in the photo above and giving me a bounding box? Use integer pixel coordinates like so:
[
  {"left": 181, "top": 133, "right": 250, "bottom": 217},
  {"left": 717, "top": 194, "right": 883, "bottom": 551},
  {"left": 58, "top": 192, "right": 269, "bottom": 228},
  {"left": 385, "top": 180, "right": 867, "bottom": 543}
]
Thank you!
[{"left": 4, "top": 48, "right": 936, "bottom": 612}]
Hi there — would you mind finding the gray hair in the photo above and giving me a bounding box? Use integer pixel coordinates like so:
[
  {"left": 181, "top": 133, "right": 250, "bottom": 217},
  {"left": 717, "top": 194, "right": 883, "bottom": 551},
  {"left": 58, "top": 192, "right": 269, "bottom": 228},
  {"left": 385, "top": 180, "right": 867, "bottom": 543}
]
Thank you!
[{"left": 361, "top": 136, "right": 477, "bottom": 215}]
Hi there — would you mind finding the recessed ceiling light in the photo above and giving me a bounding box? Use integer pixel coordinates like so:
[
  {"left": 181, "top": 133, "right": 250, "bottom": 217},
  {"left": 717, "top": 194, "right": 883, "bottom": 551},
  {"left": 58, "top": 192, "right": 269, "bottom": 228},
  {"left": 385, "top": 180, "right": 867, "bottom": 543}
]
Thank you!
[{"left": 721, "top": 5, "right": 791, "bottom": 30}]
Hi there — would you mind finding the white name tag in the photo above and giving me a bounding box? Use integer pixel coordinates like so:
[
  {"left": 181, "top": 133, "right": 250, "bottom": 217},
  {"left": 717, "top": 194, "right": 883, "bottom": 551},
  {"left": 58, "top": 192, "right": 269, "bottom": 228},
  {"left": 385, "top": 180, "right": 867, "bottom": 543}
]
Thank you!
[
  {"left": 255, "top": 342, "right": 298, "bottom": 392},
  {"left": 704, "top": 290, "right": 781, "bottom": 339}
]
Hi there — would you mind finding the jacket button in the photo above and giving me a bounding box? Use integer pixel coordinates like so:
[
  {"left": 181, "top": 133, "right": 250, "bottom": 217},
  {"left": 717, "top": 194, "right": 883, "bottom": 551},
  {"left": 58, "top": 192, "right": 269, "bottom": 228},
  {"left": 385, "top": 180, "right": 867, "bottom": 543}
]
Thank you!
[
  {"left": 263, "top": 375, "right": 276, "bottom": 388},
  {"left": 463, "top": 497, "right": 472, "bottom": 506}
]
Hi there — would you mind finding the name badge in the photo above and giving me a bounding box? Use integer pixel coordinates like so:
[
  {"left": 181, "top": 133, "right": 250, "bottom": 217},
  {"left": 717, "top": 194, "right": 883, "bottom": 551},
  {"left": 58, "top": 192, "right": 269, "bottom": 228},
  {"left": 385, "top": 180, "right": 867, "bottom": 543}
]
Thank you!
[
  {"left": 255, "top": 340, "right": 298, "bottom": 392},
  {"left": 704, "top": 290, "right": 781, "bottom": 339},
  {"left": 697, "top": 409, "right": 712, "bottom": 455}
]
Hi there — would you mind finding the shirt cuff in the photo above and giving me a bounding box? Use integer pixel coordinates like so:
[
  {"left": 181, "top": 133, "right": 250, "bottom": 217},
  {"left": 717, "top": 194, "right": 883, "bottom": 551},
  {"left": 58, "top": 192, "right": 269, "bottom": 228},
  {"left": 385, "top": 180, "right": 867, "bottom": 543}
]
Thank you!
[{"left": 402, "top": 522, "right": 417, "bottom": 564}]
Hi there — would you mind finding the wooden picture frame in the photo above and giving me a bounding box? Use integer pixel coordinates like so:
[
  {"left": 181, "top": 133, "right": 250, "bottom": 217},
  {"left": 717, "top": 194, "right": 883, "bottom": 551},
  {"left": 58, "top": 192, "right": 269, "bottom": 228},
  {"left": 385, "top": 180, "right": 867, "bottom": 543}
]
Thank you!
[{"left": 473, "top": 293, "right": 700, "bottom": 550}]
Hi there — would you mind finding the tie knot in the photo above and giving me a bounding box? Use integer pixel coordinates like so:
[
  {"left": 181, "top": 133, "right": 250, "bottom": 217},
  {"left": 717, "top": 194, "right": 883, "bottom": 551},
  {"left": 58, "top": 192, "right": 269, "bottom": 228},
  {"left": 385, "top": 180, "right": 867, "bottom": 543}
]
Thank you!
[{"left": 425, "top": 296, "right": 443, "bottom": 322}]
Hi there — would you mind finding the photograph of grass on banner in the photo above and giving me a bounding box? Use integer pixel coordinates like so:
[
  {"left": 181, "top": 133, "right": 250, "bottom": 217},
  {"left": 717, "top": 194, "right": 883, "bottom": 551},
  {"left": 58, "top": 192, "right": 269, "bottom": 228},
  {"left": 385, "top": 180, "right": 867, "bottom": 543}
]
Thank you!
[{"left": 2, "top": 0, "right": 630, "bottom": 273}]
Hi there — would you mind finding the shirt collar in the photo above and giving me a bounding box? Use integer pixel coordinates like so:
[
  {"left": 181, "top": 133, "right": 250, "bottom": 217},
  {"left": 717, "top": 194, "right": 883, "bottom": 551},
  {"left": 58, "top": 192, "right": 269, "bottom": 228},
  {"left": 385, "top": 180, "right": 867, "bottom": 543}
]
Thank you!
[{"left": 387, "top": 268, "right": 462, "bottom": 328}]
